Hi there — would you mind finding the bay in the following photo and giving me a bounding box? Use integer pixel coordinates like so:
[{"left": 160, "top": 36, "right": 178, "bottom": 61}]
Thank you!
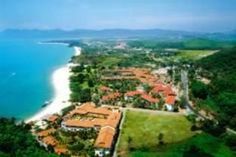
[{"left": 0, "top": 39, "right": 73, "bottom": 120}]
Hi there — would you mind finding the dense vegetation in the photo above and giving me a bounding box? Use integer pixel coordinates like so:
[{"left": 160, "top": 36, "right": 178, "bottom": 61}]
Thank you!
[
  {"left": 53, "top": 129, "right": 96, "bottom": 156},
  {"left": 70, "top": 64, "right": 99, "bottom": 103},
  {"left": 130, "top": 133, "right": 235, "bottom": 157},
  {"left": 0, "top": 118, "right": 58, "bottom": 157},
  {"left": 181, "top": 47, "right": 236, "bottom": 157},
  {"left": 128, "top": 38, "right": 236, "bottom": 50},
  {"left": 192, "top": 47, "right": 236, "bottom": 130}
]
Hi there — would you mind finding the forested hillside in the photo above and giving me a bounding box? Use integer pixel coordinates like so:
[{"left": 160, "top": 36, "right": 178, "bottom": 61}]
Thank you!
[
  {"left": 0, "top": 118, "right": 58, "bottom": 157},
  {"left": 195, "top": 47, "right": 236, "bottom": 129},
  {"left": 199, "top": 47, "right": 236, "bottom": 75},
  {"left": 128, "top": 38, "right": 236, "bottom": 50}
]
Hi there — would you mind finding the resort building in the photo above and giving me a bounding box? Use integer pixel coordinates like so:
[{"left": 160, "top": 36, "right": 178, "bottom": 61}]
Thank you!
[
  {"left": 101, "top": 92, "right": 122, "bottom": 104},
  {"left": 94, "top": 126, "right": 116, "bottom": 156},
  {"left": 37, "top": 128, "right": 56, "bottom": 138},
  {"left": 45, "top": 114, "right": 59, "bottom": 123},
  {"left": 36, "top": 129, "right": 56, "bottom": 147},
  {"left": 151, "top": 83, "right": 177, "bottom": 111},
  {"left": 41, "top": 136, "right": 58, "bottom": 147},
  {"left": 36, "top": 128, "right": 69, "bottom": 155},
  {"left": 102, "top": 67, "right": 178, "bottom": 111},
  {"left": 61, "top": 102, "right": 122, "bottom": 156},
  {"left": 124, "top": 90, "right": 143, "bottom": 100},
  {"left": 125, "top": 90, "right": 159, "bottom": 105}
]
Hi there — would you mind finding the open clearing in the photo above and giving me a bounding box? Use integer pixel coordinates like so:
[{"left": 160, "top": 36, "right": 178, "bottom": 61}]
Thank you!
[
  {"left": 117, "top": 110, "right": 195, "bottom": 156},
  {"left": 176, "top": 50, "right": 217, "bottom": 60}
]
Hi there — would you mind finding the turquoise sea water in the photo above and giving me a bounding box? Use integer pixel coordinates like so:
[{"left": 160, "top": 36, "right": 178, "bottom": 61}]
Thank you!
[{"left": 0, "top": 39, "right": 74, "bottom": 120}]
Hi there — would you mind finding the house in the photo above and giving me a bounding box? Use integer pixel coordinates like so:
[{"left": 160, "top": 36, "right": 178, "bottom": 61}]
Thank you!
[
  {"left": 124, "top": 91, "right": 143, "bottom": 101},
  {"left": 36, "top": 128, "right": 56, "bottom": 138},
  {"left": 141, "top": 94, "right": 159, "bottom": 104},
  {"left": 165, "top": 96, "right": 176, "bottom": 111},
  {"left": 101, "top": 92, "right": 121, "bottom": 103},
  {"left": 151, "top": 83, "right": 165, "bottom": 94},
  {"left": 40, "top": 136, "right": 58, "bottom": 148},
  {"left": 35, "top": 128, "right": 70, "bottom": 155},
  {"left": 125, "top": 91, "right": 159, "bottom": 105},
  {"left": 163, "top": 85, "right": 176, "bottom": 97},
  {"left": 36, "top": 128, "right": 57, "bottom": 147},
  {"left": 46, "top": 114, "right": 59, "bottom": 123}
]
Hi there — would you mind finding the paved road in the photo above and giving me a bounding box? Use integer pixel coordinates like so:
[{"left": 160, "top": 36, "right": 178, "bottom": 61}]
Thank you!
[
  {"left": 226, "top": 128, "right": 236, "bottom": 135},
  {"left": 181, "top": 70, "right": 209, "bottom": 120},
  {"left": 113, "top": 109, "right": 127, "bottom": 157},
  {"left": 123, "top": 107, "right": 185, "bottom": 116}
]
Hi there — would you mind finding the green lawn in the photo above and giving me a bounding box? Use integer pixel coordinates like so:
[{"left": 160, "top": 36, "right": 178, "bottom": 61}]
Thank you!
[
  {"left": 98, "top": 56, "right": 122, "bottom": 67},
  {"left": 128, "top": 134, "right": 235, "bottom": 157},
  {"left": 117, "top": 110, "right": 195, "bottom": 156},
  {"left": 175, "top": 50, "right": 216, "bottom": 60}
]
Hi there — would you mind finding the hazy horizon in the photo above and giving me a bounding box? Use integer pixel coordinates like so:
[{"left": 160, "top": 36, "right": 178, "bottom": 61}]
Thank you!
[
  {"left": 1, "top": 0, "right": 236, "bottom": 32},
  {"left": 1, "top": 27, "right": 236, "bottom": 33}
]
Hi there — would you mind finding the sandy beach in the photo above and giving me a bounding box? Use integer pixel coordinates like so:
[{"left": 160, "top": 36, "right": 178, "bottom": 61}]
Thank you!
[
  {"left": 25, "top": 66, "right": 71, "bottom": 123},
  {"left": 25, "top": 46, "right": 81, "bottom": 123},
  {"left": 74, "top": 46, "right": 81, "bottom": 56}
]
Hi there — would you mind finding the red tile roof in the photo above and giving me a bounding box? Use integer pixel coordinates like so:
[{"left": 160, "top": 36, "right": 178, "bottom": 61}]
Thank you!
[
  {"left": 151, "top": 83, "right": 165, "bottom": 93},
  {"left": 64, "top": 103, "right": 121, "bottom": 129},
  {"left": 125, "top": 91, "right": 143, "bottom": 97},
  {"left": 42, "top": 136, "right": 58, "bottom": 146},
  {"left": 125, "top": 91, "right": 159, "bottom": 104},
  {"left": 141, "top": 94, "right": 159, "bottom": 103},
  {"left": 64, "top": 118, "right": 106, "bottom": 128},
  {"left": 47, "top": 115, "right": 59, "bottom": 122},
  {"left": 94, "top": 126, "right": 115, "bottom": 149},
  {"left": 37, "top": 128, "right": 56, "bottom": 137},
  {"left": 163, "top": 86, "right": 176, "bottom": 97},
  {"left": 102, "top": 92, "right": 121, "bottom": 101},
  {"left": 63, "top": 103, "right": 122, "bottom": 149},
  {"left": 106, "top": 111, "right": 121, "bottom": 128},
  {"left": 69, "top": 102, "right": 97, "bottom": 115},
  {"left": 165, "top": 96, "right": 176, "bottom": 105}
]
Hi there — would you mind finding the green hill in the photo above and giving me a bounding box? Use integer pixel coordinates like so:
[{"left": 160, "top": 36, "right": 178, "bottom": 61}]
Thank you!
[{"left": 196, "top": 47, "right": 236, "bottom": 129}]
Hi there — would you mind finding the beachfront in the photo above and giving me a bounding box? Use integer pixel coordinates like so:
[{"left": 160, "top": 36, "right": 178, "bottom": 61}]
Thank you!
[{"left": 26, "top": 46, "right": 81, "bottom": 123}]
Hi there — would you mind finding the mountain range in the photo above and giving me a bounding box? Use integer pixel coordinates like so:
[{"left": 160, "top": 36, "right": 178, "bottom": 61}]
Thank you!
[{"left": 0, "top": 29, "right": 236, "bottom": 40}]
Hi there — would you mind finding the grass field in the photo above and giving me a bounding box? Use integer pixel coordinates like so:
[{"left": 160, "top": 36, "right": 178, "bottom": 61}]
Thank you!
[
  {"left": 98, "top": 56, "right": 122, "bottom": 67},
  {"left": 117, "top": 110, "right": 196, "bottom": 156},
  {"left": 175, "top": 50, "right": 217, "bottom": 60},
  {"left": 127, "top": 133, "right": 235, "bottom": 157}
]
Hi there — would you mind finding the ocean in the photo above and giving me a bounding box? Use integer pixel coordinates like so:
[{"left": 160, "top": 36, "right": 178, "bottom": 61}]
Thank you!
[{"left": 0, "top": 39, "right": 74, "bottom": 120}]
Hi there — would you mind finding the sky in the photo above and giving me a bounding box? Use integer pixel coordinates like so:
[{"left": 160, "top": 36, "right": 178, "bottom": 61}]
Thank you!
[{"left": 0, "top": 0, "right": 236, "bottom": 32}]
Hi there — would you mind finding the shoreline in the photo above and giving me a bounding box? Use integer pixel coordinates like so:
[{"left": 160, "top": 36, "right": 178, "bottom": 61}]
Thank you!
[
  {"left": 25, "top": 46, "right": 81, "bottom": 123},
  {"left": 38, "top": 41, "right": 69, "bottom": 46}
]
